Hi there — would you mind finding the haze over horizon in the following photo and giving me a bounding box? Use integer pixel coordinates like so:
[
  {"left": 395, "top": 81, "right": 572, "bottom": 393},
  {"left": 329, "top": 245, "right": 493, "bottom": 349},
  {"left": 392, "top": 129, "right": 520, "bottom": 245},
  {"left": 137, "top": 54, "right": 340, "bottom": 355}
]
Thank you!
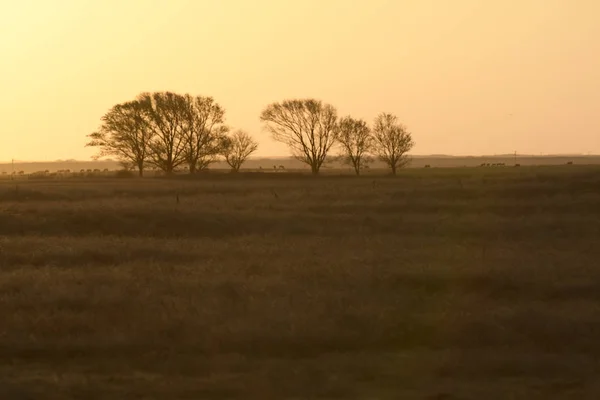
[{"left": 1, "top": 0, "right": 598, "bottom": 162}]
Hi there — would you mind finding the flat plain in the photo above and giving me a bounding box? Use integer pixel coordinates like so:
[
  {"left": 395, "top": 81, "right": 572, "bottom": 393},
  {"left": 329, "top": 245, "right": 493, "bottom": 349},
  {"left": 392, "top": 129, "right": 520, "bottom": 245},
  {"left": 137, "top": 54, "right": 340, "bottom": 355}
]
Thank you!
[{"left": 1, "top": 165, "right": 599, "bottom": 399}]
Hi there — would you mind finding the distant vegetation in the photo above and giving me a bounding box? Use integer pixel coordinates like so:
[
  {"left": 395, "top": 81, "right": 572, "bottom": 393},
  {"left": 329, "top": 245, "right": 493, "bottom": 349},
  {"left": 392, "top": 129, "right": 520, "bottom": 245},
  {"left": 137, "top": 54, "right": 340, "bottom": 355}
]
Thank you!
[
  {"left": 2, "top": 155, "right": 599, "bottom": 179},
  {"left": 86, "top": 93, "right": 415, "bottom": 177},
  {"left": 371, "top": 113, "right": 415, "bottom": 175},
  {"left": 335, "top": 116, "right": 373, "bottom": 174},
  {"left": 220, "top": 129, "right": 259, "bottom": 172},
  {"left": 86, "top": 92, "right": 236, "bottom": 176}
]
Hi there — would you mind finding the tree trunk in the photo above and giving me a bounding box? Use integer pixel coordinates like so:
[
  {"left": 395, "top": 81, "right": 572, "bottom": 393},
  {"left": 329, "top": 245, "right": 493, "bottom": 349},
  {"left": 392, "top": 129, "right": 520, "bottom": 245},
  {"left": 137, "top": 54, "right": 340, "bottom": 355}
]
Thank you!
[
  {"left": 354, "top": 163, "right": 361, "bottom": 176},
  {"left": 189, "top": 162, "right": 196, "bottom": 174},
  {"left": 311, "top": 164, "right": 319, "bottom": 175},
  {"left": 390, "top": 163, "right": 397, "bottom": 175},
  {"left": 164, "top": 156, "right": 175, "bottom": 176}
]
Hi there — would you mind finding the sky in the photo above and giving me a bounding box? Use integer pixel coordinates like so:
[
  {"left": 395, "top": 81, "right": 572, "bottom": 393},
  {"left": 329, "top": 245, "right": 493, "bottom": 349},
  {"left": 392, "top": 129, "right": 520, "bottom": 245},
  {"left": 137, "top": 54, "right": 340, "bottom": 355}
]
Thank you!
[{"left": 1, "top": 0, "right": 598, "bottom": 161}]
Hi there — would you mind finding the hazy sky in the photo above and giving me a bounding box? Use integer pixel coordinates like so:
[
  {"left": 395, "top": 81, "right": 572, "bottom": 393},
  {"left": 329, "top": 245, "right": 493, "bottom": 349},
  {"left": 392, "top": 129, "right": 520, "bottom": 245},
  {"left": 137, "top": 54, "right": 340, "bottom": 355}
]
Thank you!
[{"left": 1, "top": 0, "right": 598, "bottom": 161}]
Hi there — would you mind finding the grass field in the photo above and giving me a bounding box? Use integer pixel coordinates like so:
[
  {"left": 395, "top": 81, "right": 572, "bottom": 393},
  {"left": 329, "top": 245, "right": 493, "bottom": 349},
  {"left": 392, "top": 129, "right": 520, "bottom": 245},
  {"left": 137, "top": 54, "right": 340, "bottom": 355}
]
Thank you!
[
  {"left": 1, "top": 165, "right": 600, "bottom": 399},
  {"left": 2, "top": 154, "right": 600, "bottom": 176}
]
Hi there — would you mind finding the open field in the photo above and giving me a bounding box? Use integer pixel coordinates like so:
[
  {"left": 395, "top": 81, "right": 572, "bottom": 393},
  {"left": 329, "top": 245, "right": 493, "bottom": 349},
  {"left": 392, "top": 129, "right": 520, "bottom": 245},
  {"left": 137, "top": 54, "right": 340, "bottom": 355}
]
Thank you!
[
  {"left": 1, "top": 165, "right": 600, "bottom": 398},
  {"left": 2, "top": 154, "right": 600, "bottom": 176}
]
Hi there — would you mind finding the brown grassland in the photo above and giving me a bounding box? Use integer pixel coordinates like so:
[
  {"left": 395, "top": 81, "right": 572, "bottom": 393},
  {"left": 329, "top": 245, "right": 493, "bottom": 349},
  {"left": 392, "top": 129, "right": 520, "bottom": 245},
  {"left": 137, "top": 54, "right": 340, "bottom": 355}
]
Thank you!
[{"left": 1, "top": 165, "right": 599, "bottom": 399}]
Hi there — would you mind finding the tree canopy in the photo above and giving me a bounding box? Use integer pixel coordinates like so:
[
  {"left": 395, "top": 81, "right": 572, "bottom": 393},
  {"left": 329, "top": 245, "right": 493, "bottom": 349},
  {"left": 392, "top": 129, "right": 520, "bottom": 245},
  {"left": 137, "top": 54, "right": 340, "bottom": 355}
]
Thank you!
[
  {"left": 87, "top": 94, "right": 416, "bottom": 177},
  {"left": 87, "top": 92, "right": 243, "bottom": 175},
  {"left": 336, "top": 116, "right": 373, "bottom": 175},
  {"left": 260, "top": 99, "right": 338, "bottom": 175},
  {"left": 86, "top": 100, "right": 151, "bottom": 176},
  {"left": 371, "top": 113, "right": 415, "bottom": 175},
  {"left": 221, "top": 130, "right": 259, "bottom": 172}
]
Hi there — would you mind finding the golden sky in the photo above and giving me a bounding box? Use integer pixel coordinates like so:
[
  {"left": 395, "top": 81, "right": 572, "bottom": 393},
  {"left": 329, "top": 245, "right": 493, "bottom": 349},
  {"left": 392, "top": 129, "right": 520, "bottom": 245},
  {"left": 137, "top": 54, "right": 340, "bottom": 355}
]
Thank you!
[{"left": 1, "top": 0, "right": 598, "bottom": 161}]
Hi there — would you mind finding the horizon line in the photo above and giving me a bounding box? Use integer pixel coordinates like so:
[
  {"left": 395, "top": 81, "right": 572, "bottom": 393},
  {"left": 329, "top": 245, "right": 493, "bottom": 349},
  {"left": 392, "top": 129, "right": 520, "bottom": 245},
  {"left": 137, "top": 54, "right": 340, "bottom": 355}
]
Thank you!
[{"left": 1, "top": 153, "right": 599, "bottom": 164}]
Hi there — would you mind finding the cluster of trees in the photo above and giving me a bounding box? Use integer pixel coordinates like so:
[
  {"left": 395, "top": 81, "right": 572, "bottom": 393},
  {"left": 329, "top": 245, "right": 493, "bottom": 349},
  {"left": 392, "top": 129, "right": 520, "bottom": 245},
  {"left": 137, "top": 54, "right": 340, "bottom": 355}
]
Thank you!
[
  {"left": 86, "top": 91, "right": 258, "bottom": 176},
  {"left": 88, "top": 93, "right": 414, "bottom": 176},
  {"left": 261, "top": 99, "right": 415, "bottom": 175}
]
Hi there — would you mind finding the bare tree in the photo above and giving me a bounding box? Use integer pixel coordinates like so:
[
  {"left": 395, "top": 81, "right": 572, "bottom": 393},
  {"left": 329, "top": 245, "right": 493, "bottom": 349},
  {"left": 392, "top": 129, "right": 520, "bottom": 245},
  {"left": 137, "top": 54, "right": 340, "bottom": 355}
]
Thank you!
[
  {"left": 372, "top": 113, "right": 415, "bottom": 175},
  {"left": 260, "top": 99, "right": 338, "bottom": 175},
  {"left": 86, "top": 100, "right": 151, "bottom": 177},
  {"left": 140, "top": 92, "right": 188, "bottom": 175},
  {"left": 87, "top": 91, "right": 230, "bottom": 177},
  {"left": 336, "top": 116, "right": 373, "bottom": 175},
  {"left": 181, "top": 95, "right": 229, "bottom": 173},
  {"left": 221, "top": 130, "right": 259, "bottom": 172}
]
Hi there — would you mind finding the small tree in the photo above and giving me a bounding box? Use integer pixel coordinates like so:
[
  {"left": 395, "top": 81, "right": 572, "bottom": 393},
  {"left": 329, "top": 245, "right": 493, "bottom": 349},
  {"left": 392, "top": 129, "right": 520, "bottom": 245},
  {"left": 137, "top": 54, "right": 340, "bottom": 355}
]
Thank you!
[
  {"left": 260, "top": 99, "right": 338, "bottom": 175},
  {"left": 86, "top": 100, "right": 152, "bottom": 177},
  {"left": 336, "top": 116, "right": 373, "bottom": 175},
  {"left": 221, "top": 130, "right": 259, "bottom": 172},
  {"left": 372, "top": 113, "right": 415, "bottom": 175}
]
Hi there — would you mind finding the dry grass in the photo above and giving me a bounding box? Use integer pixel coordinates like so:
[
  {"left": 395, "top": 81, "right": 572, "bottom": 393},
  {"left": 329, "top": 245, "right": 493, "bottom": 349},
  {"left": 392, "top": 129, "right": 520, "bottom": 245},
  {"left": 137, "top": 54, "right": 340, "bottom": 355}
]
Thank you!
[{"left": 1, "top": 165, "right": 599, "bottom": 399}]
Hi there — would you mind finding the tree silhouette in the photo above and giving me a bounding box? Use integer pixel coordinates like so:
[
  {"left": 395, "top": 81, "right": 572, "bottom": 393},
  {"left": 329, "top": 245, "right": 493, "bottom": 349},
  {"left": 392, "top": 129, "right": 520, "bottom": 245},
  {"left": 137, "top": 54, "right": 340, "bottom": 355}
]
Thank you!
[
  {"left": 140, "top": 92, "right": 189, "bottom": 175},
  {"left": 260, "top": 99, "right": 338, "bottom": 175},
  {"left": 221, "top": 130, "right": 259, "bottom": 172},
  {"left": 89, "top": 92, "right": 229, "bottom": 176},
  {"left": 336, "top": 116, "right": 373, "bottom": 175},
  {"left": 371, "top": 113, "right": 415, "bottom": 175},
  {"left": 86, "top": 100, "right": 151, "bottom": 177},
  {"left": 181, "top": 95, "right": 229, "bottom": 173}
]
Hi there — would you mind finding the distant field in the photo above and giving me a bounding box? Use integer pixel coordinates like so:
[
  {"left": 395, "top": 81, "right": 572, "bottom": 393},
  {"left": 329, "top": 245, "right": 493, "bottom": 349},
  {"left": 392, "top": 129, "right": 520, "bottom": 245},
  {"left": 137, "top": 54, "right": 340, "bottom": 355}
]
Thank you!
[
  {"left": 1, "top": 165, "right": 600, "bottom": 398},
  {"left": 1, "top": 154, "right": 600, "bottom": 176}
]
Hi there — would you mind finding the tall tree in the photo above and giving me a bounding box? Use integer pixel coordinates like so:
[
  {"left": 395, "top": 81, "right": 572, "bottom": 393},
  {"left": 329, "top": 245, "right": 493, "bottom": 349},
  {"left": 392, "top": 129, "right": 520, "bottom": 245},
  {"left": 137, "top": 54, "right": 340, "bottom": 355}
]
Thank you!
[
  {"left": 86, "top": 91, "right": 231, "bottom": 176},
  {"left": 181, "top": 95, "right": 229, "bottom": 173},
  {"left": 221, "top": 130, "right": 259, "bottom": 172},
  {"left": 260, "top": 99, "right": 338, "bottom": 175},
  {"left": 371, "top": 113, "right": 415, "bottom": 175},
  {"left": 141, "top": 92, "right": 188, "bottom": 175},
  {"left": 86, "top": 100, "right": 152, "bottom": 177},
  {"left": 336, "top": 116, "right": 373, "bottom": 175}
]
